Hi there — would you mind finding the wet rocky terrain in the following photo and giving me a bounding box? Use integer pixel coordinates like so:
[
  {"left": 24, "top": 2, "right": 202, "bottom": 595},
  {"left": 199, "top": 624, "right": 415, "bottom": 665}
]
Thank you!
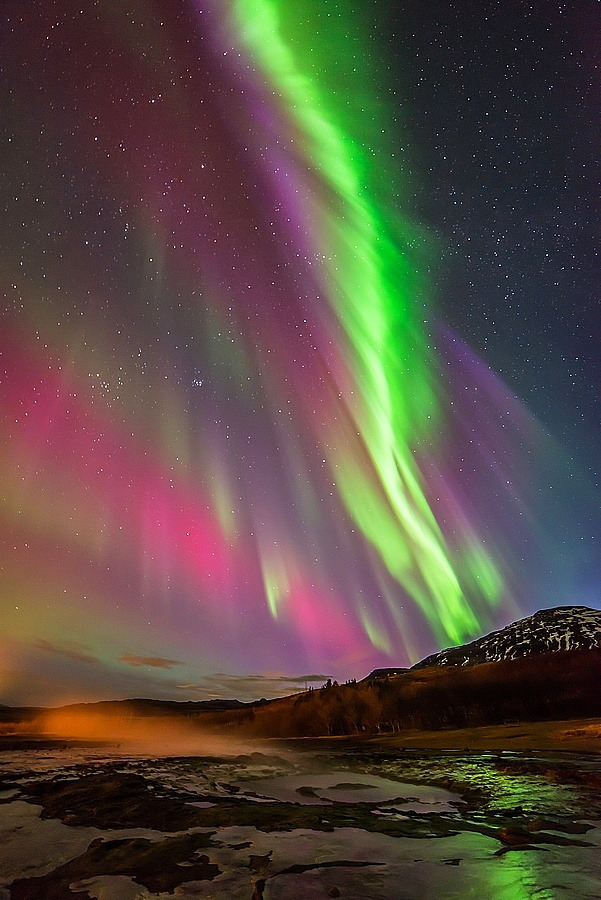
[{"left": 0, "top": 742, "right": 600, "bottom": 899}]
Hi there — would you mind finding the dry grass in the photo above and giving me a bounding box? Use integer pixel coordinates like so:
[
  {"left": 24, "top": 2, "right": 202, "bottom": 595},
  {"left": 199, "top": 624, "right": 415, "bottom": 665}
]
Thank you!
[{"left": 364, "top": 717, "right": 601, "bottom": 754}]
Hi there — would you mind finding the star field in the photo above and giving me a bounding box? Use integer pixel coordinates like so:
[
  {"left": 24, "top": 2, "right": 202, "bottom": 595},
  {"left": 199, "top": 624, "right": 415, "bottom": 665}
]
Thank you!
[{"left": 0, "top": 0, "right": 598, "bottom": 705}]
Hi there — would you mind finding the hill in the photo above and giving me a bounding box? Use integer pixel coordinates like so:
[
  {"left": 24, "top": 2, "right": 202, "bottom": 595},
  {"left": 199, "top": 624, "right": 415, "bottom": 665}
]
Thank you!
[
  {"left": 217, "top": 648, "right": 600, "bottom": 738},
  {"left": 412, "top": 605, "right": 601, "bottom": 669},
  {"left": 1, "top": 606, "right": 599, "bottom": 743},
  {"left": 209, "top": 607, "right": 601, "bottom": 737}
]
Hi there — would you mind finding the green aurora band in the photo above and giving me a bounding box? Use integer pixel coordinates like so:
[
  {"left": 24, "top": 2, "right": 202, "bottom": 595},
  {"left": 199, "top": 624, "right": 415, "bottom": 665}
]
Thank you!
[{"left": 233, "top": 0, "right": 503, "bottom": 645}]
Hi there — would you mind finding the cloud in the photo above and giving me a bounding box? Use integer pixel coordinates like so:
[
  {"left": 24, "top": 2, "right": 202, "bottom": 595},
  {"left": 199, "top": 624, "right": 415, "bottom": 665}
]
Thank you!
[
  {"left": 279, "top": 674, "right": 330, "bottom": 684},
  {"left": 34, "top": 639, "right": 98, "bottom": 665},
  {"left": 175, "top": 672, "right": 331, "bottom": 702},
  {"left": 118, "top": 654, "right": 182, "bottom": 670}
]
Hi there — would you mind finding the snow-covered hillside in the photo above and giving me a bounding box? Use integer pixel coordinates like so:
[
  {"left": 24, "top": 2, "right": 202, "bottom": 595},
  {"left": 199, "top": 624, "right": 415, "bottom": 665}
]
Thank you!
[{"left": 413, "top": 606, "right": 601, "bottom": 669}]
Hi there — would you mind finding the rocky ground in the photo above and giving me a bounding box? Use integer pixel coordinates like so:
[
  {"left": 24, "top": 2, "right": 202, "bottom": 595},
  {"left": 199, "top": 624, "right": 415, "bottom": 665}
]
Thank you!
[{"left": 0, "top": 739, "right": 600, "bottom": 899}]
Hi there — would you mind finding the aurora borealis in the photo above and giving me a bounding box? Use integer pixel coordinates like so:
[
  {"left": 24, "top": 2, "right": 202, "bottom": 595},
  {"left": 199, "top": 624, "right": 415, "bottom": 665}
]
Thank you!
[{"left": 1, "top": 0, "right": 599, "bottom": 705}]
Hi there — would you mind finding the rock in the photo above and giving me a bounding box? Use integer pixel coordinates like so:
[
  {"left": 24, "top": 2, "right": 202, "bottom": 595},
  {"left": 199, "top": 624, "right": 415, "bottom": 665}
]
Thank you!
[
  {"left": 10, "top": 833, "right": 220, "bottom": 898},
  {"left": 498, "top": 826, "right": 532, "bottom": 846}
]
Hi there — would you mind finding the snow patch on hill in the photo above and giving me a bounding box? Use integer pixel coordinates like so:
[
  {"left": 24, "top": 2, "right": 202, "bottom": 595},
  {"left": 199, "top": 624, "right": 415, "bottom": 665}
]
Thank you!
[{"left": 413, "top": 606, "right": 601, "bottom": 669}]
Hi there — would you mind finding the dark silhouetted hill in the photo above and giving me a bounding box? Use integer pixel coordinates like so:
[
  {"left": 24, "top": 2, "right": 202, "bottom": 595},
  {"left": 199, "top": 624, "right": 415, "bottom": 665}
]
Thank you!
[{"left": 1, "top": 606, "right": 599, "bottom": 740}]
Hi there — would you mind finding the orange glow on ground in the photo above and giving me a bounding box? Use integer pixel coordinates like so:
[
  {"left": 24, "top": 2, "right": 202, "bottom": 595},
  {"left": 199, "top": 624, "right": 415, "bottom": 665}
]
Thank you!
[{"left": 37, "top": 708, "right": 259, "bottom": 757}]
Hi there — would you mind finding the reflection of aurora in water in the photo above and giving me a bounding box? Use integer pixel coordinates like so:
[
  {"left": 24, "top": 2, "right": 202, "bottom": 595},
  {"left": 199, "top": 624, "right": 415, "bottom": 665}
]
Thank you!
[
  {"left": 367, "top": 750, "right": 601, "bottom": 899},
  {"left": 377, "top": 753, "right": 592, "bottom": 817},
  {"left": 1, "top": 746, "right": 600, "bottom": 898},
  {"left": 0, "top": 0, "right": 599, "bottom": 703},
  {"left": 487, "top": 856, "right": 554, "bottom": 900}
]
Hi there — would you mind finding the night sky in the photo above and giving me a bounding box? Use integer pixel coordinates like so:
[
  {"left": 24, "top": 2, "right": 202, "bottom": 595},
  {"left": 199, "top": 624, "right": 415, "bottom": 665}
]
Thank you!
[{"left": 1, "top": 0, "right": 599, "bottom": 706}]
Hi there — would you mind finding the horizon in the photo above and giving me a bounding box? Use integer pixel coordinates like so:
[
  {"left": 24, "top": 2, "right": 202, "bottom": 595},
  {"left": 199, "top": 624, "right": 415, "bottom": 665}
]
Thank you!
[{"left": 3, "top": 603, "right": 599, "bottom": 709}]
